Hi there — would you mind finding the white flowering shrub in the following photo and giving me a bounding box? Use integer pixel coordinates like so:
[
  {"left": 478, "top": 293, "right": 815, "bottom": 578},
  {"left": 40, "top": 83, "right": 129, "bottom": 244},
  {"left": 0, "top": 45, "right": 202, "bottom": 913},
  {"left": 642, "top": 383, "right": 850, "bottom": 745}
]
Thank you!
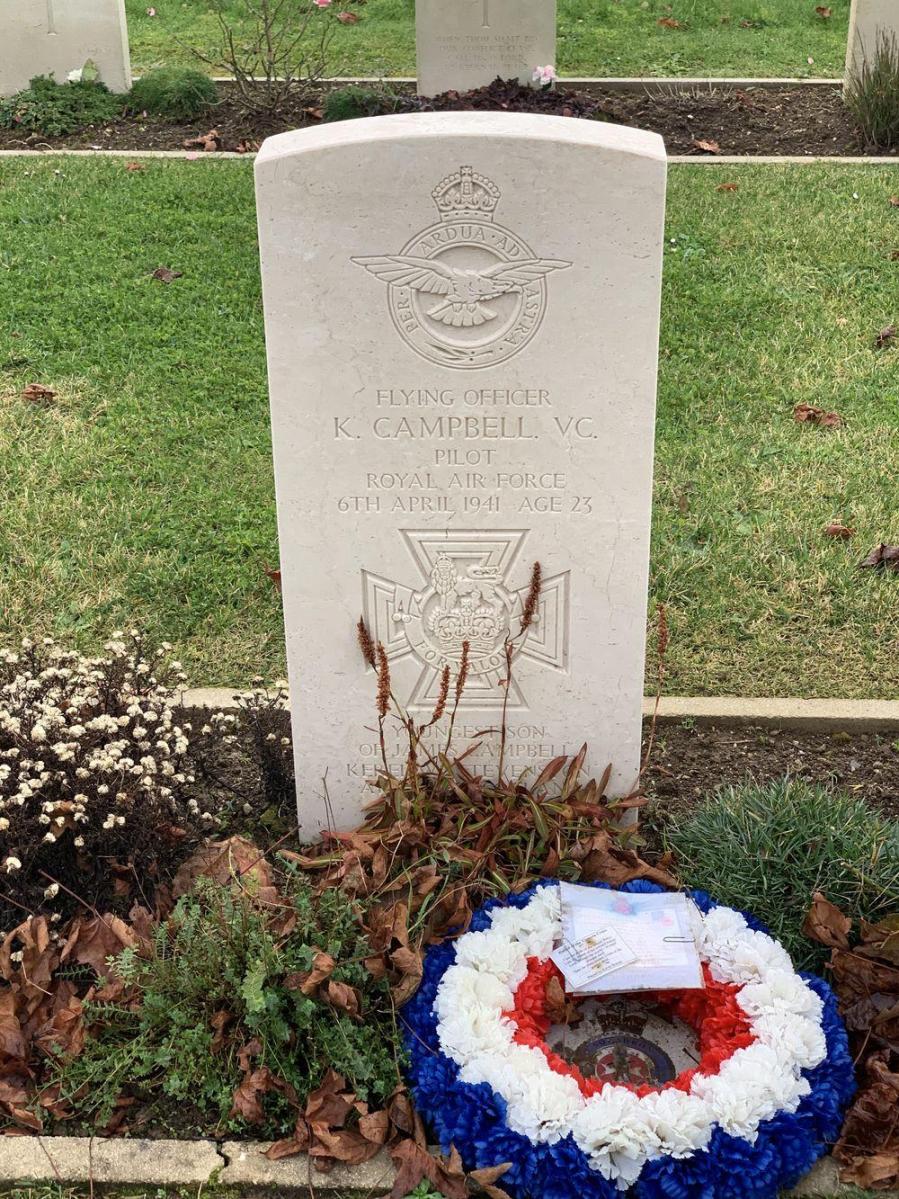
[{"left": 0, "top": 632, "right": 208, "bottom": 928}]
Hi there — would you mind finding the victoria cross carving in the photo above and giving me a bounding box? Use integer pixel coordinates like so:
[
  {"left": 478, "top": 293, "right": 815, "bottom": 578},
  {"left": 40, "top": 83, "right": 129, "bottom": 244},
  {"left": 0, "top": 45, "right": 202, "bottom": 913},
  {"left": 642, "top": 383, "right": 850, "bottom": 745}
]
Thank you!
[
  {"left": 362, "top": 530, "right": 570, "bottom": 710},
  {"left": 353, "top": 167, "right": 571, "bottom": 369}
]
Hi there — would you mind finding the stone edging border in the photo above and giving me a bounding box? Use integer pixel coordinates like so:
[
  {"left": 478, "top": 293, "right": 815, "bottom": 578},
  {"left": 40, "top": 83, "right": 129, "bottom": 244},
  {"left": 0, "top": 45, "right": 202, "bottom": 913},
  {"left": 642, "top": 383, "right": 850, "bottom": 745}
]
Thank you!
[
  {"left": 0, "top": 1136, "right": 888, "bottom": 1197},
  {"left": 180, "top": 687, "right": 899, "bottom": 734},
  {"left": 0, "top": 1136, "right": 891, "bottom": 1194}
]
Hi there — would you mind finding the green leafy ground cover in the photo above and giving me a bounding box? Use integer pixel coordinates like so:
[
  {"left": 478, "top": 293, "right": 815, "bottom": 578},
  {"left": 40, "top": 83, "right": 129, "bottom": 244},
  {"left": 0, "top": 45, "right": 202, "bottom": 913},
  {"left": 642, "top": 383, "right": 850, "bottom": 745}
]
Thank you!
[
  {"left": 0, "top": 158, "right": 897, "bottom": 697},
  {"left": 125, "top": 0, "right": 850, "bottom": 79}
]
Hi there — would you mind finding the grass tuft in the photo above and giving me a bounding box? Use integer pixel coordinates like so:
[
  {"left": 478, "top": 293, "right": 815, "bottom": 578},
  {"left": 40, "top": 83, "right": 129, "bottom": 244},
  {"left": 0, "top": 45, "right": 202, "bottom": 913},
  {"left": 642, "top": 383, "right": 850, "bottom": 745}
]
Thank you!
[
  {"left": 666, "top": 778, "right": 899, "bottom": 969},
  {"left": 844, "top": 31, "right": 899, "bottom": 149}
]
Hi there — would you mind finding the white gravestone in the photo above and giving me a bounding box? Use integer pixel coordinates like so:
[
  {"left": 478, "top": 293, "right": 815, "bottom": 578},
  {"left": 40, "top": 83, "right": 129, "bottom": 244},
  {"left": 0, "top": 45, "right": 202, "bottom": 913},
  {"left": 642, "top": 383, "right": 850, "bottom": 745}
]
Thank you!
[
  {"left": 415, "top": 0, "right": 556, "bottom": 97},
  {"left": 846, "top": 0, "right": 898, "bottom": 78},
  {"left": 1, "top": 0, "right": 131, "bottom": 97},
  {"left": 255, "top": 113, "right": 666, "bottom": 837}
]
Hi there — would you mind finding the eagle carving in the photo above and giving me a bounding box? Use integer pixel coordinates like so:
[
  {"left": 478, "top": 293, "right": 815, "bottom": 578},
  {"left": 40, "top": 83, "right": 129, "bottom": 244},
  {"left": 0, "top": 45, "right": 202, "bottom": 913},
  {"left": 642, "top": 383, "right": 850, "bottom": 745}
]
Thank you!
[{"left": 352, "top": 255, "right": 571, "bottom": 329}]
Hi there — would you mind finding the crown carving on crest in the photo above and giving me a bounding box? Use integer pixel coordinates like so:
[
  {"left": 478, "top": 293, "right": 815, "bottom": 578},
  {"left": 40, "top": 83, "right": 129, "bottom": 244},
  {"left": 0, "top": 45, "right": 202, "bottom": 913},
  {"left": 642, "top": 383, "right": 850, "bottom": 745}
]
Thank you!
[{"left": 432, "top": 166, "right": 501, "bottom": 222}]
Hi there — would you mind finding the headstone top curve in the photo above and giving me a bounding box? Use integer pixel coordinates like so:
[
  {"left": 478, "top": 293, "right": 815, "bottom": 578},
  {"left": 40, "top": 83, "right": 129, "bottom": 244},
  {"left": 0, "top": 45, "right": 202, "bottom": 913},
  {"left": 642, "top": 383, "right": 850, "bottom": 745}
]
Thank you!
[{"left": 254, "top": 112, "right": 667, "bottom": 171}]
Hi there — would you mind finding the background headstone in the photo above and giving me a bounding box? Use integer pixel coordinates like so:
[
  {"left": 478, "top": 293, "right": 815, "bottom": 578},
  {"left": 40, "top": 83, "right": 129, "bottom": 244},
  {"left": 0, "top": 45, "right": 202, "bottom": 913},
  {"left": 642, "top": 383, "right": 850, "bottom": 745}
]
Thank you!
[
  {"left": 415, "top": 0, "right": 556, "bottom": 96},
  {"left": 1, "top": 0, "right": 131, "bottom": 97},
  {"left": 845, "top": 0, "right": 898, "bottom": 78},
  {"left": 255, "top": 113, "right": 666, "bottom": 837}
]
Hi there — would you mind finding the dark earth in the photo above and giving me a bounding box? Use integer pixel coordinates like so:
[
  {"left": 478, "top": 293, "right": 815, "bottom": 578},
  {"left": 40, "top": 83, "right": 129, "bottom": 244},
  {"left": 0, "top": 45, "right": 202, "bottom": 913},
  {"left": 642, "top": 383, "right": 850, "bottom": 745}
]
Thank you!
[
  {"left": 643, "top": 719, "right": 899, "bottom": 822},
  {"left": 0, "top": 78, "right": 883, "bottom": 156}
]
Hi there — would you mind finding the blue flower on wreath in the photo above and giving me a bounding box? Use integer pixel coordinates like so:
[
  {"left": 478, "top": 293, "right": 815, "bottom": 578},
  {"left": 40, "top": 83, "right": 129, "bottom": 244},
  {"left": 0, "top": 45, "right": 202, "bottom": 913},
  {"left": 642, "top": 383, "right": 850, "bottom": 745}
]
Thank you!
[{"left": 401, "top": 880, "right": 856, "bottom": 1199}]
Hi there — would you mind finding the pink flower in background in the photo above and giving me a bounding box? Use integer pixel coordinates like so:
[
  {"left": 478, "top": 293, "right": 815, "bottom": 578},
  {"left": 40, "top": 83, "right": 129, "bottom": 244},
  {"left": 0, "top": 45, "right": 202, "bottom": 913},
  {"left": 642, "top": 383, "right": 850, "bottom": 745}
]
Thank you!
[
  {"left": 313, "top": 0, "right": 332, "bottom": 7},
  {"left": 531, "top": 64, "right": 556, "bottom": 85}
]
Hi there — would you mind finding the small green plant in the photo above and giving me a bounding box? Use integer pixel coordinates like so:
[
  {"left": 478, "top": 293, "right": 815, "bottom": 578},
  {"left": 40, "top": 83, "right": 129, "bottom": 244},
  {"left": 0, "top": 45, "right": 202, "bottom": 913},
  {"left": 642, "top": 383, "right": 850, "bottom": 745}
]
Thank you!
[
  {"left": 323, "top": 84, "right": 403, "bottom": 122},
  {"left": 129, "top": 67, "right": 219, "bottom": 122},
  {"left": 0, "top": 75, "right": 123, "bottom": 136},
  {"left": 667, "top": 779, "right": 899, "bottom": 969},
  {"left": 48, "top": 868, "right": 399, "bottom": 1133},
  {"left": 844, "top": 31, "right": 899, "bottom": 149}
]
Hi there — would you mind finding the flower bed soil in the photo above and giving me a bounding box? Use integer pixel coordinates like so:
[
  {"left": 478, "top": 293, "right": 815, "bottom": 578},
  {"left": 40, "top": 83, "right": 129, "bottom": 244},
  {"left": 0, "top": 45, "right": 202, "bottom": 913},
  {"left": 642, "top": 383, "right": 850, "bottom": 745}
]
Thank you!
[
  {"left": 0, "top": 80, "right": 880, "bottom": 157},
  {"left": 643, "top": 721, "right": 899, "bottom": 822}
]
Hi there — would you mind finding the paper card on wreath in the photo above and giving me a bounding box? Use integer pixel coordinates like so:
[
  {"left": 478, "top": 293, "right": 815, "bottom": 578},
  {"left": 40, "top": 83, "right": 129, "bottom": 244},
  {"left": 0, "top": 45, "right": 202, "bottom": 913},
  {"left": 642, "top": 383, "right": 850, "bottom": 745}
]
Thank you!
[{"left": 557, "top": 882, "right": 704, "bottom": 994}]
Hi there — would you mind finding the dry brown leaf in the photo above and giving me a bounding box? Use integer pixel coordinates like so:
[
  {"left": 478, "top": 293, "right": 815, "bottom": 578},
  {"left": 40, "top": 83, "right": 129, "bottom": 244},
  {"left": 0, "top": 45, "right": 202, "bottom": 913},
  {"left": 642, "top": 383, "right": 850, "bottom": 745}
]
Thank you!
[
  {"left": 859, "top": 544, "right": 899, "bottom": 572},
  {"left": 815, "top": 5, "right": 832, "bottom": 17},
  {"left": 803, "top": 892, "right": 852, "bottom": 948},
  {"left": 793, "top": 402, "right": 842, "bottom": 427},
  {"left": 151, "top": 266, "right": 182, "bottom": 284},
  {"left": 716, "top": 181, "right": 739, "bottom": 192},
  {"left": 325, "top": 978, "right": 362, "bottom": 1019},
  {"left": 388, "top": 1139, "right": 467, "bottom": 1199},
  {"left": 172, "top": 835, "right": 274, "bottom": 898},
  {"left": 21, "top": 382, "right": 56, "bottom": 403},
  {"left": 692, "top": 138, "right": 720, "bottom": 154},
  {"left": 545, "top": 975, "right": 581, "bottom": 1026},
  {"left": 657, "top": 16, "right": 682, "bottom": 27},
  {"left": 874, "top": 324, "right": 896, "bottom": 348},
  {"left": 183, "top": 129, "right": 222, "bottom": 152},
  {"left": 230, "top": 1066, "right": 276, "bottom": 1123},
  {"left": 125, "top": 161, "right": 145, "bottom": 171},
  {"left": 824, "top": 523, "right": 855, "bottom": 540},
  {"left": 469, "top": 1163, "right": 514, "bottom": 1199}
]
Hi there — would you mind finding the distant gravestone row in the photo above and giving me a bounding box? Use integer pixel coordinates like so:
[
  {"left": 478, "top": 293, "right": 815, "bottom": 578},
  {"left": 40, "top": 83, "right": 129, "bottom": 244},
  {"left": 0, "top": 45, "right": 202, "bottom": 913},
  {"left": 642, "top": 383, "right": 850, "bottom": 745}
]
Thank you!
[
  {"left": 255, "top": 113, "right": 667, "bottom": 835},
  {"left": 416, "top": 0, "right": 556, "bottom": 96},
  {"left": 0, "top": 0, "right": 131, "bottom": 97},
  {"left": 845, "top": 0, "right": 898, "bottom": 77}
]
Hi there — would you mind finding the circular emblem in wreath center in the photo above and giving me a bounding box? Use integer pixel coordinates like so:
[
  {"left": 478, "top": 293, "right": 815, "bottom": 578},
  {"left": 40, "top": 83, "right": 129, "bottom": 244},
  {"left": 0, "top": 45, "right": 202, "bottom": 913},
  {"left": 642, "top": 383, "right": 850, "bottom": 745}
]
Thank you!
[{"left": 352, "top": 167, "right": 571, "bottom": 370}]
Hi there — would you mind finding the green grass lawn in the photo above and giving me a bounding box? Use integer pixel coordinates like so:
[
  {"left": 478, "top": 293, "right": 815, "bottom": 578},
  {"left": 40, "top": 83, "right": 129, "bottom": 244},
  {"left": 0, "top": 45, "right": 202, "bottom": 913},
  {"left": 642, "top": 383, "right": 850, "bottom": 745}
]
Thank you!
[
  {"left": 125, "top": 0, "right": 851, "bottom": 79},
  {"left": 1, "top": 157, "right": 897, "bottom": 698}
]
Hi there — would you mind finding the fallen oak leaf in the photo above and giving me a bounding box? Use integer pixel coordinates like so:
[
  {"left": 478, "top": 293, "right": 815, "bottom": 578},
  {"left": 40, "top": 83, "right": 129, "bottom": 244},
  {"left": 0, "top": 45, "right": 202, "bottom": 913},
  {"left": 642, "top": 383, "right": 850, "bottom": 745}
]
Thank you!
[
  {"left": 325, "top": 977, "right": 362, "bottom": 1019},
  {"left": 182, "top": 129, "right": 222, "bottom": 152},
  {"left": 716, "top": 181, "right": 739, "bottom": 192},
  {"left": 859, "top": 544, "right": 899, "bottom": 572},
  {"left": 125, "top": 161, "right": 145, "bottom": 171},
  {"left": 336, "top": 10, "right": 359, "bottom": 20},
  {"left": 889, "top": 196, "right": 899, "bottom": 207},
  {"left": 469, "top": 1163, "right": 514, "bottom": 1199},
  {"left": 387, "top": 1139, "right": 468, "bottom": 1199},
  {"left": 692, "top": 138, "right": 720, "bottom": 154},
  {"left": 814, "top": 5, "right": 832, "bottom": 17},
  {"left": 21, "top": 383, "right": 55, "bottom": 403},
  {"left": 657, "top": 16, "right": 682, "bottom": 27},
  {"left": 825, "top": 523, "right": 855, "bottom": 540},
  {"left": 264, "top": 563, "right": 282, "bottom": 591},
  {"left": 151, "top": 266, "right": 182, "bottom": 284},
  {"left": 803, "top": 892, "right": 852, "bottom": 949},
  {"left": 874, "top": 324, "right": 896, "bottom": 348},
  {"left": 286, "top": 949, "right": 336, "bottom": 997},
  {"left": 545, "top": 975, "right": 581, "bottom": 1026},
  {"left": 793, "top": 402, "right": 842, "bottom": 427}
]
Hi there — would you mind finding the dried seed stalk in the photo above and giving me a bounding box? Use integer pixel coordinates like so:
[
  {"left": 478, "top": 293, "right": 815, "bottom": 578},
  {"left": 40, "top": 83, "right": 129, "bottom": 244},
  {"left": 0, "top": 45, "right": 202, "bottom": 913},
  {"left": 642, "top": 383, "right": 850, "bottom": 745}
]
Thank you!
[
  {"left": 375, "top": 643, "right": 390, "bottom": 719},
  {"left": 520, "top": 561, "right": 542, "bottom": 634},
  {"left": 357, "top": 616, "right": 376, "bottom": 669}
]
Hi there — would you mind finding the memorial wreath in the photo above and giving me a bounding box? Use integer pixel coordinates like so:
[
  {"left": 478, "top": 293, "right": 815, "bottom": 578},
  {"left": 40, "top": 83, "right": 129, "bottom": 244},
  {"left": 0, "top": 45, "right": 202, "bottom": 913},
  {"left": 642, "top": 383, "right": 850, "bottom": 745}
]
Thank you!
[{"left": 403, "top": 881, "right": 855, "bottom": 1199}]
